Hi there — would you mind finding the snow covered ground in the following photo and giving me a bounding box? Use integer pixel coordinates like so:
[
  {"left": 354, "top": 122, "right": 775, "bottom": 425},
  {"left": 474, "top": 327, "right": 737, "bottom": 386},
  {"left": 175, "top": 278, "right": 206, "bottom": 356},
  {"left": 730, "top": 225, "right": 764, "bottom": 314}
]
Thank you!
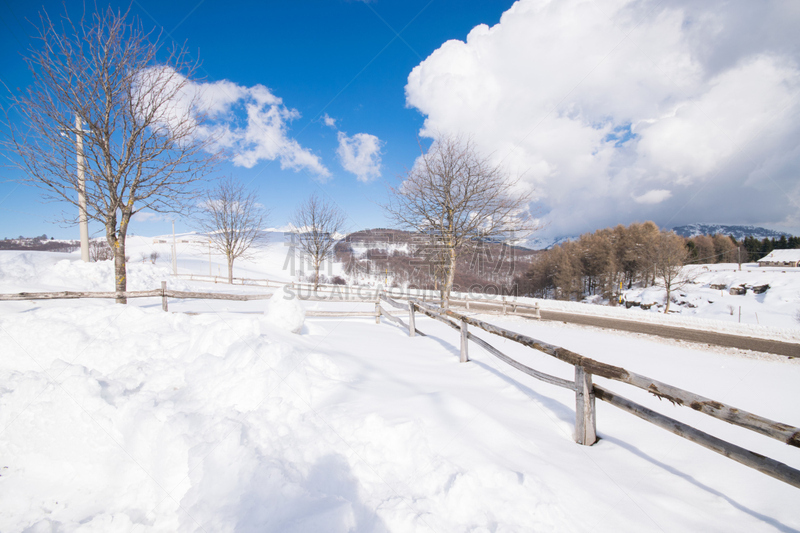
[
  {"left": 622, "top": 263, "right": 800, "bottom": 328},
  {"left": 1, "top": 238, "right": 799, "bottom": 532}
]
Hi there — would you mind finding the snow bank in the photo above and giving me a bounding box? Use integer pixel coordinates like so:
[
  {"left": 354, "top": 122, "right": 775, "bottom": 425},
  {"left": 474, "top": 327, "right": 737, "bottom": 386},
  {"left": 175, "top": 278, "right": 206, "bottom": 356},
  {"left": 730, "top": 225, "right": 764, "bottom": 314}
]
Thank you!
[
  {"left": 0, "top": 305, "right": 365, "bottom": 531},
  {"left": 1, "top": 283, "right": 799, "bottom": 530},
  {"left": 0, "top": 251, "right": 192, "bottom": 293},
  {"left": 264, "top": 286, "right": 305, "bottom": 333}
]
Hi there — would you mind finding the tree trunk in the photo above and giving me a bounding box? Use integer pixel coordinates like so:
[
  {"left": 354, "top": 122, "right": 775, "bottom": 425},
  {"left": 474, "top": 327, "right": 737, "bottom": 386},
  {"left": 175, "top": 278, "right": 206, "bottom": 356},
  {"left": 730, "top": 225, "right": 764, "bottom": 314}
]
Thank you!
[
  {"left": 114, "top": 237, "right": 127, "bottom": 304},
  {"left": 111, "top": 211, "right": 132, "bottom": 304},
  {"left": 227, "top": 255, "right": 234, "bottom": 284},
  {"left": 313, "top": 259, "right": 321, "bottom": 291},
  {"left": 442, "top": 247, "right": 457, "bottom": 309},
  {"left": 664, "top": 283, "right": 671, "bottom": 313}
]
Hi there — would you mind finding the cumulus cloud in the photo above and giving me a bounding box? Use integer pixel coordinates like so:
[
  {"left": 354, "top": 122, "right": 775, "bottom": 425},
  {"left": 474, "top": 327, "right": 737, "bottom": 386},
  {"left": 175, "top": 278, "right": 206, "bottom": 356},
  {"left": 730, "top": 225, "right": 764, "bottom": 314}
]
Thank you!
[
  {"left": 322, "top": 113, "right": 337, "bottom": 128},
  {"left": 634, "top": 189, "right": 672, "bottom": 205},
  {"left": 131, "top": 211, "right": 169, "bottom": 223},
  {"left": 138, "top": 68, "right": 330, "bottom": 179},
  {"left": 405, "top": 0, "right": 800, "bottom": 237},
  {"left": 337, "top": 131, "right": 383, "bottom": 182}
]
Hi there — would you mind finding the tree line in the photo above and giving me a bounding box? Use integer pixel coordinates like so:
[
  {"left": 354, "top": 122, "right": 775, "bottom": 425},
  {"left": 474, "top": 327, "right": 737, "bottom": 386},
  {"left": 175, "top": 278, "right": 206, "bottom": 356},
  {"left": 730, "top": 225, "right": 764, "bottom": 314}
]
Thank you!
[
  {"left": 517, "top": 222, "right": 665, "bottom": 301},
  {"left": 334, "top": 230, "right": 535, "bottom": 294},
  {"left": 515, "top": 223, "right": 796, "bottom": 304},
  {"left": 741, "top": 235, "right": 800, "bottom": 261}
]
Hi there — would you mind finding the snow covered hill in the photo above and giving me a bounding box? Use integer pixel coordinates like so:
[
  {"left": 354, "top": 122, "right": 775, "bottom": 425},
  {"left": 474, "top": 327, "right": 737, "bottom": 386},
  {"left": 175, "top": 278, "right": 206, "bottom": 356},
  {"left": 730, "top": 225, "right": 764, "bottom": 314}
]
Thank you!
[
  {"left": 673, "top": 223, "right": 790, "bottom": 240},
  {"left": 619, "top": 263, "right": 800, "bottom": 330},
  {"left": 1, "top": 243, "right": 799, "bottom": 531}
]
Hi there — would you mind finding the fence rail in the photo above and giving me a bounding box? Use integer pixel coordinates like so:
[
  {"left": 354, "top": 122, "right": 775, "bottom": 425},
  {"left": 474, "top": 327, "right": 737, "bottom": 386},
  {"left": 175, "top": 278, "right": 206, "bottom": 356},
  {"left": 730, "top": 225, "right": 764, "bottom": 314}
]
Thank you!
[
  {"left": 176, "top": 273, "right": 538, "bottom": 311},
  {"left": 4, "top": 283, "right": 798, "bottom": 488},
  {"left": 0, "top": 288, "right": 273, "bottom": 302},
  {"left": 377, "top": 297, "right": 800, "bottom": 489}
]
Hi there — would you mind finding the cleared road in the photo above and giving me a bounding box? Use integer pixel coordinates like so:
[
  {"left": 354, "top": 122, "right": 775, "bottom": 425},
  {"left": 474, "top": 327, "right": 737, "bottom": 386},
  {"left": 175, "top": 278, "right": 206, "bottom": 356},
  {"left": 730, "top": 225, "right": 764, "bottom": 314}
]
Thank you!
[{"left": 450, "top": 300, "right": 800, "bottom": 358}]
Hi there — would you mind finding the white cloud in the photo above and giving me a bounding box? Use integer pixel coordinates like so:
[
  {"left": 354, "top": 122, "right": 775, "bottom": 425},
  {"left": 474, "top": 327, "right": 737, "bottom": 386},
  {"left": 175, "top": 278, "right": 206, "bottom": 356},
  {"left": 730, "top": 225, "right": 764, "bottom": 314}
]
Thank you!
[
  {"left": 131, "top": 211, "right": 168, "bottom": 223},
  {"left": 405, "top": 0, "right": 800, "bottom": 237},
  {"left": 322, "top": 113, "right": 337, "bottom": 128},
  {"left": 336, "top": 131, "right": 383, "bottom": 183},
  {"left": 138, "top": 68, "right": 330, "bottom": 179},
  {"left": 633, "top": 189, "right": 672, "bottom": 204}
]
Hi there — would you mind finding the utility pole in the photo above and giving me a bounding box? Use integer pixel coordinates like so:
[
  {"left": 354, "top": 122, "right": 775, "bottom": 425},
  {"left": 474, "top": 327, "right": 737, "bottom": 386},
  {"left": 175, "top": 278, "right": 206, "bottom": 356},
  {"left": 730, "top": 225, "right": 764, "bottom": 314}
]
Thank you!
[
  {"left": 171, "top": 220, "right": 178, "bottom": 276},
  {"left": 76, "top": 114, "right": 89, "bottom": 262}
]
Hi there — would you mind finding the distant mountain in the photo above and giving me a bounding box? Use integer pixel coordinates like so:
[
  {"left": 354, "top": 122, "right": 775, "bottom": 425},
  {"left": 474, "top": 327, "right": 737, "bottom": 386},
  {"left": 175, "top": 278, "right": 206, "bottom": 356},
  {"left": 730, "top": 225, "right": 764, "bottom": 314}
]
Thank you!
[
  {"left": 672, "top": 224, "right": 790, "bottom": 240},
  {"left": 525, "top": 235, "right": 577, "bottom": 250},
  {"left": 0, "top": 236, "right": 79, "bottom": 252}
]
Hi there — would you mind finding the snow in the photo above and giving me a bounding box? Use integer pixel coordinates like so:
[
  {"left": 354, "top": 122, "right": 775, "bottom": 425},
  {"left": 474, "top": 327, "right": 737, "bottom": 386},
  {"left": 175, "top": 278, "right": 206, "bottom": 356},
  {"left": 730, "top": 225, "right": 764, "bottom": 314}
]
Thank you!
[
  {"left": 0, "top": 250, "right": 192, "bottom": 293},
  {"left": 434, "top": 263, "right": 800, "bottom": 343},
  {"left": 672, "top": 223, "right": 790, "bottom": 240},
  {"left": 265, "top": 286, "right": 305, "bottom": 333},
  {"left": 1, "top": 242, "right": 799, "bottom": 532},
  {"left": 759, "top": 249, "right": 800, "bottom": 263}
]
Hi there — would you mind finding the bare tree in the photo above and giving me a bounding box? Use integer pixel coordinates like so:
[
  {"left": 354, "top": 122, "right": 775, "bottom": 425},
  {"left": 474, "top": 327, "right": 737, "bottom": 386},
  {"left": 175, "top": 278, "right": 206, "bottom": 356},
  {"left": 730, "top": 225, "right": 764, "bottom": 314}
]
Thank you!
[
  {"left": 2, "top": 6, "right": 219, "bottom": 302},
  {"left": 653, "top": 231, "right": 691, "bottom": 313},
  {"left": 89, "top": 239, "right": 112, "bottom": 262},
  {"left": 292, "top": 193, "right": 346, "bottom": 290},
  {"left": 197, "top": 177, "right": 269, "bottom": 283},
  {"left": 384, "top": 133, "right": 534, "bottom": 307}
]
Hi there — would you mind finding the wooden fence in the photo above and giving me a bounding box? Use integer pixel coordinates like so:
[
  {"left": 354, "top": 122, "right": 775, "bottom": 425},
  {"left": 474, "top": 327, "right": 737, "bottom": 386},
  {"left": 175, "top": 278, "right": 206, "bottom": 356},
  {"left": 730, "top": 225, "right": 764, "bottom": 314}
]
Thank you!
[
  {"left": 176, "top": 273, "right": 536, "bottom": 312},
  {"left": 374, "top": 294, "right": 800, "bottom": 489},
  {"left": 0, "top": 282, "right": 385, "bottom": 319},
  {"left": 3, "top": 284, "right": 798, "bottom": 488}
]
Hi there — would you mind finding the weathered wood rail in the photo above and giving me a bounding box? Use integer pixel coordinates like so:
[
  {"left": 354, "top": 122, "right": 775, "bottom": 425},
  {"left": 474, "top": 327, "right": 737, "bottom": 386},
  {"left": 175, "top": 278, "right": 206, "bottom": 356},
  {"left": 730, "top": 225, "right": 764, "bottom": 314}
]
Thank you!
[
  {"left": 377, "top": 296, "right": 800, "bottom": 489},
  {"left": 0, "top": 284, "right": 392, "bottom": 321},
  {"left": 449, "top": 296, "right": 541, "bottom": 317},
  {"left": 4, "top": 284, "right": 798, "bottom": 487},
  {"left": 0, "top": 287, "right": 273, "bottom": 302},
  {"left": 179, "top": 273, "right": 532, "bottom": 312},
  {"left": 0, "top": 283, "right": 378, "bottom": 305}
]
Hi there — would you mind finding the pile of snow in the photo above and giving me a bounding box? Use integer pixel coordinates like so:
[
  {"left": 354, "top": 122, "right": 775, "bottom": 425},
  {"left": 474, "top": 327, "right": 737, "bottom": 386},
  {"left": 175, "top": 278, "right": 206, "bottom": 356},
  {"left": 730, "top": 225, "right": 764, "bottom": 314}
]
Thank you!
[
  {"left": 0, "top": 305, "right": 359, "bottom": 531},
  {"left": 264, "top": 286, "right": 305, "bottom": 333},
  {"left": 0, "top": 251, "right": 193, "bottom": 293}
]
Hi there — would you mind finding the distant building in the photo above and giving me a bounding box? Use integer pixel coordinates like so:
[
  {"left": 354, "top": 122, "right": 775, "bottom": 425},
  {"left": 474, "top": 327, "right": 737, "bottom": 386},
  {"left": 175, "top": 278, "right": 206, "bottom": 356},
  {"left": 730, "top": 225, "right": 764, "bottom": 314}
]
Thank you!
[{"left": 757, "top": 249, "right": 800, "bottom": 267}]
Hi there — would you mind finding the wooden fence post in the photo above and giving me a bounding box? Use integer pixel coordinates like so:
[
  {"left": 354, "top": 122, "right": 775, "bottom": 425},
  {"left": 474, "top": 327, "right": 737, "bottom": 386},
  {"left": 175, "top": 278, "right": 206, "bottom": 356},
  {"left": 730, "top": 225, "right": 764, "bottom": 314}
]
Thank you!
[
  {"left": 161, "top": 281, "right": 168, "bottom": 312},
  {"left": 408, "top": 302, "right": 416, "bottom": 337},
  {"left": 574, "top": 366, "right": 597, "bottom": 445},
  {"left": 460, "top": 319, "right": 469, "bottom": 363},
  {"left": 502, "top": 298, "right": 507, "bottom": 315},
  {"left": 375, "top": 301, "right": 381, "bottom": 324}
]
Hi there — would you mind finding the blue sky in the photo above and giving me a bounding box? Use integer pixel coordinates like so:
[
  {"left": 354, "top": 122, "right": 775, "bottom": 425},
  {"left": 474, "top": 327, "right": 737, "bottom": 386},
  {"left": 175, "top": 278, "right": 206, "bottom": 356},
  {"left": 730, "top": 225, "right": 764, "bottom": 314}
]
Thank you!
[
  {"left": 2, "top": 0, "right": 800, "bottom": 243},
  {"left": 0, "top": 0, "right": 515, "bottom": 240}
]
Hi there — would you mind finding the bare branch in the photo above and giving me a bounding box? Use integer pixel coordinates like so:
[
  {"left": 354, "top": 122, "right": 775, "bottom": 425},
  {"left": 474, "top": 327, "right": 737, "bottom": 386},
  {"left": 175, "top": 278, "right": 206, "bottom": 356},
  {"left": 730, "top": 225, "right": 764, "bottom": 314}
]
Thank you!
[
  {"left": 1, "top": 5, "right": 221, "bottom": 302},
  {"left": 292, "top": 193, "right": 346, "bottom": 290},
  {"left": 383, "top": 133, "right": 536, "bottom": 306},
  {"left": 196, "top": 177, "right": 269, "bottom": 283},
  {"left": 653, "top": 231, "right": 693, "bottom": 313}
]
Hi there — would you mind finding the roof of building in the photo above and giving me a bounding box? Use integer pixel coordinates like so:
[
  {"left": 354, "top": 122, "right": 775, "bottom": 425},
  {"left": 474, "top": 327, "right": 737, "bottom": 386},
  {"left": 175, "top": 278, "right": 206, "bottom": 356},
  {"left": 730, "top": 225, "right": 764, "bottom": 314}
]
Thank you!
[{"left": 758, "top": 249, "right": 800, "bottom": 262}]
